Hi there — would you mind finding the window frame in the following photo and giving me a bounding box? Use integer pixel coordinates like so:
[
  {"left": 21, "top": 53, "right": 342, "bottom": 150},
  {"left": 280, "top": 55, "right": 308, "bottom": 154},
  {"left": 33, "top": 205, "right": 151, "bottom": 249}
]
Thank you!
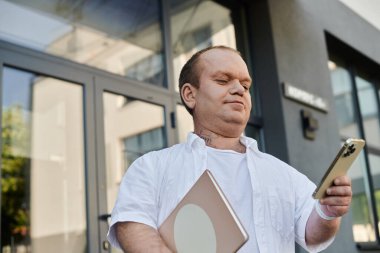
[{"left": 328, "top": 49, "right": 380, "bottom": 249}]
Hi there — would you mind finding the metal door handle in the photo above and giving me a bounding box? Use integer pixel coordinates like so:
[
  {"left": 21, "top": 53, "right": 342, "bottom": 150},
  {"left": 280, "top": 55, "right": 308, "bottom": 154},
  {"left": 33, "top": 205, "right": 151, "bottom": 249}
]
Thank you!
[{"left": 99, "top": 214, "right": 111, "bottom": 221}]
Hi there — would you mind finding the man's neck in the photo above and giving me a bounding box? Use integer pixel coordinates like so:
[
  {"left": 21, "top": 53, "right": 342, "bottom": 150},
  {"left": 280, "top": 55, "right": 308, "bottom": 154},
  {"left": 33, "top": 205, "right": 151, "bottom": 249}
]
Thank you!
[{"left": 194, "top": 128, "right": 246, "bottom": 153}]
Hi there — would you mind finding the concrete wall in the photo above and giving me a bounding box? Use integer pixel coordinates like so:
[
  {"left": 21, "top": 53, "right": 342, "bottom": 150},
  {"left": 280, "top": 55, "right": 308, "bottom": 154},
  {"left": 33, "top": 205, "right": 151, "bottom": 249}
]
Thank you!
[{"left": 247, "top": 0, "right": 380, "bottom": 252}]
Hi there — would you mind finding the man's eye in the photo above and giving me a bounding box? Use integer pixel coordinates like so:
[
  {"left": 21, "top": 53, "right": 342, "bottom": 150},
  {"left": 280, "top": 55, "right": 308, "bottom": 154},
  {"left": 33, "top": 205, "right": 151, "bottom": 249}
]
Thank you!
[
  {"left": 242, "top": 84, "right": 250, "bottom": 90},
  {"left": 216, "top": 79, "right": 228, "bottom": 84}
]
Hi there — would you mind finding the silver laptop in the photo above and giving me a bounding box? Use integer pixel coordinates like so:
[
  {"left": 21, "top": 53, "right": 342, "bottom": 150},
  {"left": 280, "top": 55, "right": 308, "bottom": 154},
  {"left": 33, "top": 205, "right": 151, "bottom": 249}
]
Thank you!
[{"left": 158, "top": 170, "right": 248, "bottom": 253}]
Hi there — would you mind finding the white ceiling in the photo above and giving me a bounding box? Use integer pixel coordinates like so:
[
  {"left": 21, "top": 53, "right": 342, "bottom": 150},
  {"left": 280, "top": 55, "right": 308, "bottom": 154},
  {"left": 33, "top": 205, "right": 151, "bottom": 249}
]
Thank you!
[{"left": 339, "top": 0, "right": 380, "bottom": 31}]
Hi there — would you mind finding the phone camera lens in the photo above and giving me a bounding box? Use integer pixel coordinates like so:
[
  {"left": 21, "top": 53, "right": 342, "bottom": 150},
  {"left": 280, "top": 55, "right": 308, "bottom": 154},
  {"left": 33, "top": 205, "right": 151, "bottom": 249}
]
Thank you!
[{"left": 343, "top": 147, "right": 356, "bottom": 157}]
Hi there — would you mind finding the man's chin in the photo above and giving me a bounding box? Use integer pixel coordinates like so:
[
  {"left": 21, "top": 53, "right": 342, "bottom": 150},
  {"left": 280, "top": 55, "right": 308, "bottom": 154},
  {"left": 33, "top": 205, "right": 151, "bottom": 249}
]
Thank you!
[
  {"left": 224, "top": 116, "right": 248, "bottom": 127},
  {"left": 216, "top": 121, "right": 246, "bottom": 137}
]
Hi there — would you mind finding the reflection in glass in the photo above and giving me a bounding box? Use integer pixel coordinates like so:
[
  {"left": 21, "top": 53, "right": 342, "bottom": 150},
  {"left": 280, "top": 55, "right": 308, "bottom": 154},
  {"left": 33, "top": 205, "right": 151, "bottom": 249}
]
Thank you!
[
  {"left": 170, "top": 0, "right": 237, "bottom": 91},
  {"left": 1, "top": 67, "right": 86, "bottom": 252},
  {"left": 349, "top": 152, "right": 376, "bottom": 242},
  {"left": 0, "top": 0, "right": 165, "bottom": 86},
  {"left": 103, "top": 93, "right": 166, "bottom": 252},
  {"left": 356, "top": 75, "right": 380, "bottom": 235},
  {"left": 328, "top": 60, "right": 376, "bottom": 242},
  {"left": 329, "top": 61, "right": 360, "bottom": 138},
  {"left": 368, "top": 153, "right": 380, "bottom": 198},
  {"left": 356, "top": 76, "right": 380, "bottom": 150},
  {"left": 376, "top": 188, "right": 380, "bottom": 235},
  {"left": 176, "top": 105, "right": 194, "bottom": 143},
  {"left": 124, "top": 128, "right": 165, "bottom": 170}
]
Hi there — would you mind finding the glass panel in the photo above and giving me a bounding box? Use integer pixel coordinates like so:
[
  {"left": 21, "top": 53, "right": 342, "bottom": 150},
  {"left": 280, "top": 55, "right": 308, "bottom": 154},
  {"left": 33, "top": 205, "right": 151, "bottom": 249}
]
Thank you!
[
  {"left": 356, "top": 75, "right": 380, "bottom": 238},
  {"left": 0, "top": 0, "right": 165, "bottom": 86},
  {"left": 1, "top": 67, "right": 86, "bottom": 252},
  {"left": 176, "top": 105, "right": 194, "bottom": 143},
  {"left": 328, "top": 61, "right": 360, "bottom": 138},
  {"left": 349, "top": 152, "right": 376, "bottom": 242},
  {"left": 170, "top": 0, "right": 237, "bottom": 92},
  {"left": 378, "top": 189, "right": 380, "bottom": 228},
  {"left": 368, "top": 153, "right": 380, "bottom": 234},
  {"left": 124, "top": 128, "right": 165, "bottom": 170},
  {"left": 103, "top": 93, "right": 166, "bottom": 253},
  {"left": 356, "top": 76, "right": 380, "bottom": 150},
  {"left": 328, "top": 60, "right": 376, "bottom": 242}
]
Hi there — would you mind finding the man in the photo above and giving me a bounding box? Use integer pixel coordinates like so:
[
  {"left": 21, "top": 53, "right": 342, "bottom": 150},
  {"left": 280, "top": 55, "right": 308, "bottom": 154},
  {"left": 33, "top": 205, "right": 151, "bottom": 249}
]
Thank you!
[{"left": 107, "top": 46, "right": 352, "bottom": 252}]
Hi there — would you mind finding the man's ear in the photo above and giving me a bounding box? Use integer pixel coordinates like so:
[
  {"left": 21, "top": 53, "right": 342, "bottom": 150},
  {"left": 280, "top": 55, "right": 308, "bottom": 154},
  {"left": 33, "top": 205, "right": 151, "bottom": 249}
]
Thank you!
[{"left": 181, "top": 83, "right": 197, "bottom": 110}]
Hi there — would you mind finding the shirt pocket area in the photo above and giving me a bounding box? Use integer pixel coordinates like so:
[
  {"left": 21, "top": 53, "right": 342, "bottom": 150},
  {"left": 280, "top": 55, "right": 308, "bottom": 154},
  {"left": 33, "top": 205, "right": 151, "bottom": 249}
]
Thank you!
[{"left": 268, "top": 191, "right": 295, "bottom": 240}]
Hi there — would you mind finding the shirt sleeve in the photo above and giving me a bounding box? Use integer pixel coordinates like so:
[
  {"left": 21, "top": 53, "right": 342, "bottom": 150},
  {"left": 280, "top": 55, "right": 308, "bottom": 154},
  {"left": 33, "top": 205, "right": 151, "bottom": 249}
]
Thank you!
[
  {"left": 293, "top": 171, "right": 335, "bottom": 252},
  {"left": 107, "top": 152, "right": 160, "bottom": 249}
]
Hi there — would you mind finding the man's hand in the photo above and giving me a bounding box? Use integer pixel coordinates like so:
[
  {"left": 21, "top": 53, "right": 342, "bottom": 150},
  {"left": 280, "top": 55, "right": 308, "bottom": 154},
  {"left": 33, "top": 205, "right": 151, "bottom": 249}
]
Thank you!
[
  {"left": 116, "top": 222, "right": 173, "bottom": 253},
  {"left": 306, "top": 175, "right": 352, "bottom": 246},
  {"left": 319, "top": 175, "right": 352, "bottom": 217}
]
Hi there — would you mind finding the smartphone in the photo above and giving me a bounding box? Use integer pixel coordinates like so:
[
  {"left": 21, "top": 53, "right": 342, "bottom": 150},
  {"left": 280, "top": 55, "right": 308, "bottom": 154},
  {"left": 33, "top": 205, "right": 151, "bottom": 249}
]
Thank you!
[{"left": 312, "top": 138, "right": 365, "bottom": 199}]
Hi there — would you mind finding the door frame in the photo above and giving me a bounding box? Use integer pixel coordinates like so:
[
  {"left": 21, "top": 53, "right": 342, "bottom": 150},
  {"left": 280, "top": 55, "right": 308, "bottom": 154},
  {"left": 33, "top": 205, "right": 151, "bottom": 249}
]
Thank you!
[
  {"left": 93, "top": 73, "right": 176, "bottom": 252},
  {"left": 0, "top": 40, "right": 99, "bottom": 253}
]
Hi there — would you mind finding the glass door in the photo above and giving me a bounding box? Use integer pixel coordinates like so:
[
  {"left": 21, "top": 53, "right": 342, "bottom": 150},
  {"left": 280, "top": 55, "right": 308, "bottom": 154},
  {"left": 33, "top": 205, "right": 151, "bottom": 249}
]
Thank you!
[
  {"left": 94, "top": 77, "right": 173, "bottom": 253},
  {"left": 1, "top": 67, "right": 87, "bottom": 253},
  {"left": 0, "top": 41, "right": 101, "bottom": 253},
  {"left": 1, "top": 32, "right": 174, "bottom": 253}
]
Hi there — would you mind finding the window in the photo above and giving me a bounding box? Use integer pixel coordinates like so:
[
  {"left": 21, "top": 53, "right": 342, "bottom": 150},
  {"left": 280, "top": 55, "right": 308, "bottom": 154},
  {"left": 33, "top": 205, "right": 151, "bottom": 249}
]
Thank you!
[
  {"left": 329, "top": 59, "right": 380, "bottom": 244},
  {"left": 176, "top": 105, "right": 194, "bottom": 143},
  {"left": 0, "top": 0, "right": 165, "bottom": 86},
  {"left": 170, "top": 0, "right": 237, "bottom": 92},
  {"left": 123, "top": 128, "right": 165, "bottom": 170}
]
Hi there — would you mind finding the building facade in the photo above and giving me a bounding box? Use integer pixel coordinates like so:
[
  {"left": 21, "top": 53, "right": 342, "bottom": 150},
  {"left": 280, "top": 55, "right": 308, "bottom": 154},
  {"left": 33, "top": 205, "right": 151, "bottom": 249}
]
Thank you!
[{"left": 0, "top": 0, "right": 379, "bottom": 252}]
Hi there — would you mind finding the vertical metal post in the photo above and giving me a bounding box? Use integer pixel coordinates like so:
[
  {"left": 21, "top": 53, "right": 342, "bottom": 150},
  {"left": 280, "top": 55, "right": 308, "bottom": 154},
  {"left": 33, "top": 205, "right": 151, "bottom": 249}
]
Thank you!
[{"left": 160, "top": 0, "right": 179, "bottom": 145}]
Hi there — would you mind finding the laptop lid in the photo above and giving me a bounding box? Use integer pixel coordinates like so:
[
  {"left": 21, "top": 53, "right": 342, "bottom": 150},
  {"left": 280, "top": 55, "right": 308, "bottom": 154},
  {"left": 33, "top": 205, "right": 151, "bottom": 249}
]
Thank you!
[{"left": 158, "top": 170, "right": 248, "bottom": 253}]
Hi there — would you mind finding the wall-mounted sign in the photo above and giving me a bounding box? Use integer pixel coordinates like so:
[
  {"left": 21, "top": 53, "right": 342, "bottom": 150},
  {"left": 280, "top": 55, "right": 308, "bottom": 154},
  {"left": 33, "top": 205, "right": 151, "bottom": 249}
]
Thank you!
[{"left": 283, "top": 83, "right": 329, "bottom": 113}]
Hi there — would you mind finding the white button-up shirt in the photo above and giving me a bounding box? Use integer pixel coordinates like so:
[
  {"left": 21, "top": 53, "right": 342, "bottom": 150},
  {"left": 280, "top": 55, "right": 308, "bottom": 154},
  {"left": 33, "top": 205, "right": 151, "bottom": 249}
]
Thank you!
[{"left": 108, "top": 133, "right": 333, "bottom": 252}]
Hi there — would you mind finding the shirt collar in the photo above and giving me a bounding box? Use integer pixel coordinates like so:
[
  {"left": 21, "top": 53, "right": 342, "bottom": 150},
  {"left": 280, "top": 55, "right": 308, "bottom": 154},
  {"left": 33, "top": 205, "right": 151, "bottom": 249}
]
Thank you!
[
  {"left": 185, "top": 132, "right": 206, "bottom": 150},
  {"left": 185, "top": 132, "right": 260, "bottom": 154},
  {"left": 239, "top": 135, "right": 260, "bottom": 153}
]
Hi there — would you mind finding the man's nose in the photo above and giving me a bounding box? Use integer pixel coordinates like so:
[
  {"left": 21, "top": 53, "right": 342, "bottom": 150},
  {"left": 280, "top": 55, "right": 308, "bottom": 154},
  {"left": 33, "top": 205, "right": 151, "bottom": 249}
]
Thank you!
[{"left": 230, "top": 80, "right": 244, "bottom": 95}]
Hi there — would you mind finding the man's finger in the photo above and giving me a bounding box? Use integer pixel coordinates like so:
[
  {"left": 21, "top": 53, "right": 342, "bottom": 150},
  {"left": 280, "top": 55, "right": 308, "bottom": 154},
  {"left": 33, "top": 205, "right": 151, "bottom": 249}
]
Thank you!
[
  {"left": 333, "top": 176, "right": 351, "bottom": 186},
  {"left": 326, "top": 186, "right": 352, "bottom": 196}
]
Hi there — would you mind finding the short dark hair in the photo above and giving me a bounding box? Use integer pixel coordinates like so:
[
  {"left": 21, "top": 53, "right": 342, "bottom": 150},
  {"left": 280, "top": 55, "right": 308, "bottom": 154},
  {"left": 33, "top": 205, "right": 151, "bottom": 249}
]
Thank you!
[{"left": 178, "top": 45, "right": 241, "bottom": 114}]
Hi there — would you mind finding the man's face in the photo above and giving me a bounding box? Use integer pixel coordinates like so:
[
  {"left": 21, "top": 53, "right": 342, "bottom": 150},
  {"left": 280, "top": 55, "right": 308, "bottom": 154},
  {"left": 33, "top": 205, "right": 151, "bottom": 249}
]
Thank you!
[{"left": 192, "top": 49, "right": 252, "bottom": 137}]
